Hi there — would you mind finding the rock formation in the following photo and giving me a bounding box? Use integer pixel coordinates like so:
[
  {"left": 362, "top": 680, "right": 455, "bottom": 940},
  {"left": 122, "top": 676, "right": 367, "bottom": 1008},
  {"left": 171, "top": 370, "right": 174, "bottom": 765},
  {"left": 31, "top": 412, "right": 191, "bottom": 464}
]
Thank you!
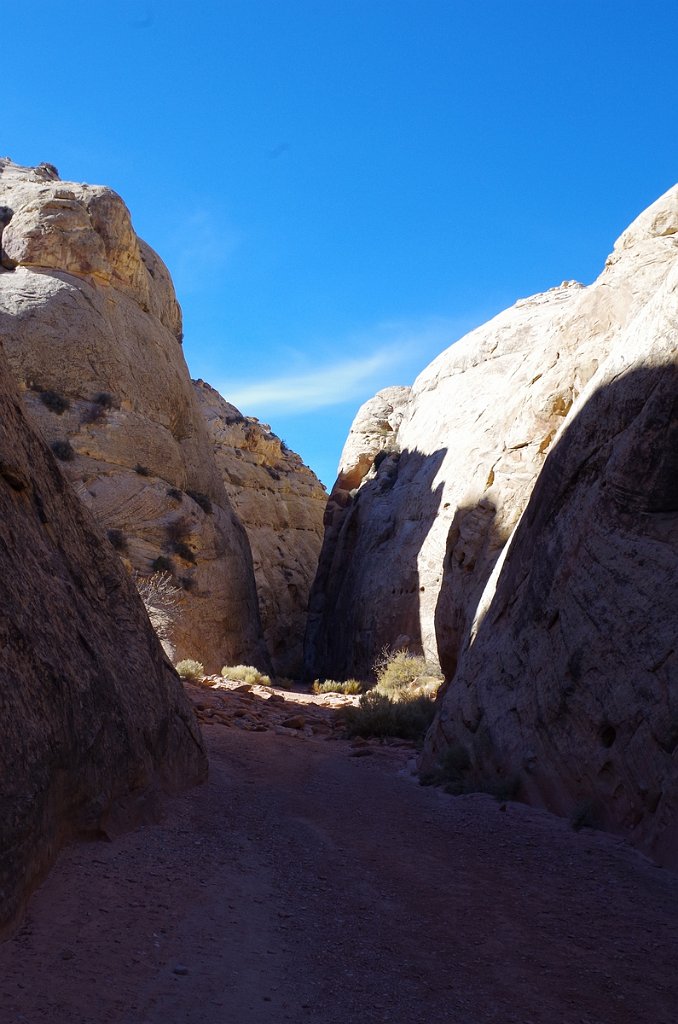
[
  {"left": 306, "top": 187, "right": 678, "bottom": 684},
  {"left": 0, "top": 159, "right": 268, "bottom": 674},
  {"left": 0, "top": 334, "right": 207, "bottom": 935},
  {"left": 308, "top": 183, "right": 678, "bottom": 859},
  {"left": 194, "top": 380, "right": 326, "bottom": 677}
]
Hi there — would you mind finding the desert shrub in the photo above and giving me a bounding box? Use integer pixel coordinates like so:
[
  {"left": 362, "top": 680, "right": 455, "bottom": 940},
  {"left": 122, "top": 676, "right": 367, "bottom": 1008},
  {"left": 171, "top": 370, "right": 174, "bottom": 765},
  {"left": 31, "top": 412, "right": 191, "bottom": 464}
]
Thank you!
[
  {"left": 106, "top": 528, "right": 127, "bottom": 552},
  {"left": 221, "top": 664, "right": 272, "bottom": 687},
  {"left": 374, "top": 649, "right": 443, "bottom": 697},
  {"left": 39, "top": 389, "right": 69, "bottom": 414},
  {"left": 51, "top": 439, "right": 75, "bottom": 462},
  {"left": 80, "top": 403, "right": 106, "bottom": 425},
  {"left": 175, "top": 658, "right": 204, "bottom": 682},
  {"left": 167, "top": 487, "right": 183, "bottom": 502},
  {"left": 420, "top": 743, "right": 472, "bottom": 791},
  {"left": 313, "top": 678, "right": 363, "bottom": 695},
  {"left": 274, "top": 677, "right": 295, "bottom": 690},
  {"left": 134, "top": 463, "right": 151, "bottom": 476},
  {"left": 93, "top": 391, "right": 117, "bottom": 409},
  {"left": 165, "top": 516, "right": 191, "bottom": 544},
  {"left": 134, "top": 571, "right": 181, "bottom": 644},
  {"left": 186, "top": 489, "right": 212, "bottom": 514},
  {"left": 151, "top": 555, "right": 174, "bottom": 574},
  {"left": 342, "top": 691, "right": 436, "bottom": 743},
  {"left": 421, "top": 746, "right": 520, "bottom": 801},
  {"left": 172, "top": 540, "right": 197, "bottom": 564},
  {"left": 179, "top": 574, "right": 196, "bottom": 592}
]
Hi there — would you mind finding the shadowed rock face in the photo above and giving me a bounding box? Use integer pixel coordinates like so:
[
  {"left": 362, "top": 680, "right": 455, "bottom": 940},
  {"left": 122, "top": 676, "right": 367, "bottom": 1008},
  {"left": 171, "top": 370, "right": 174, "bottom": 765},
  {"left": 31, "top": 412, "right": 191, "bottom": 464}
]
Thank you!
[
  {"left": 194, "top": 380, "right": 326, "bottom": 678},
  {"left": 0, "top": 336, "right": 207, "bottom": 935},
  {"left": 0, "top": 159, "right": 268, "bottom": 674},
  {"left": 424, "top": 354, "right": 678, "bottom": 864}
]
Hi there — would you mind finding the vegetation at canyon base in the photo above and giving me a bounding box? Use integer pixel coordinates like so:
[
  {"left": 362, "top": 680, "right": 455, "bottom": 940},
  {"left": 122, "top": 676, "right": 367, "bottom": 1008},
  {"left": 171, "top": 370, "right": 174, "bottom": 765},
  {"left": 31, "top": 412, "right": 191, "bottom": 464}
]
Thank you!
[
  {"left": 340, "top": 649, "right": 444, "bottom": 742},
  {"left": 221, "top": 664, "right": 272, "bottom": 687},
  {"left": 175, "top": 659, "right": 205, "bottom": 682}
]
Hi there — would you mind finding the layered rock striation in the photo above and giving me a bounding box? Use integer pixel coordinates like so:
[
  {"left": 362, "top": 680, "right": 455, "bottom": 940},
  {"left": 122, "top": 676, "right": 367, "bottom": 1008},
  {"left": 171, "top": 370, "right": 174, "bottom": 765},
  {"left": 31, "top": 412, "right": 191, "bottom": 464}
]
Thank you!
[
  {"left": 194, "top": 380, "right": 326, "bottom": 677},
  {"left": 308, "top": 184, "right": 678, "bottom": 858},
  {"left": 0, "top": 159, "right": 268, "bottom": 674},
  {"left": 0, "top": 334, "right": 207, "bottom": 934}
]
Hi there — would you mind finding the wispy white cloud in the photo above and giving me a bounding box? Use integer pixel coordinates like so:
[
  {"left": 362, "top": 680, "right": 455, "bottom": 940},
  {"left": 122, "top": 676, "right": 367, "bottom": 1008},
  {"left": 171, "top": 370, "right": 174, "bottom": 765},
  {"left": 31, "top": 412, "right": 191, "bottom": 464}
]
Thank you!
[
  {"left": 226, "top": 349, "right": 399, "bottom": 413},
  {"left": 222, "top": 315, "right": 478, "bottom": 414}
]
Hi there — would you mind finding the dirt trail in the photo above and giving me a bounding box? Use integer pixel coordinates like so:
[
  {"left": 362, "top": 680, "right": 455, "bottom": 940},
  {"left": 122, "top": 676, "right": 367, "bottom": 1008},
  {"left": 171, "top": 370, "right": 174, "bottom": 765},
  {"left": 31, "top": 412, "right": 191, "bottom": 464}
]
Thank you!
[{"left": 1, "top": 694, "right": 677, "bottom": 1024}]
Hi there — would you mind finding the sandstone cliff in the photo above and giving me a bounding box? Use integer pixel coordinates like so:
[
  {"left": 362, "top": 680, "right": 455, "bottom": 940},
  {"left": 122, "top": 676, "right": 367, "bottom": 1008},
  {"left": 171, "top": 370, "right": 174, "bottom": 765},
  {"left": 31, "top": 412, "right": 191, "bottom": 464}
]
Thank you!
[
  {"left": 0, "top": 159, "right": 268, "bottom": 674},
  {"left": 194, "top": 380, "right": 326, "bottom": 677},
  {"left": 0, "top": 334, "right": 207, "bottom": 934},
  {"left": 423, "top": 186, "right": 678, "bottom": 864},
  {"left": 308, "top": 183, "right": 678, "bottom": 858},
  {"left": 306, "top": 187, "right": 678, "bottom": 684}
]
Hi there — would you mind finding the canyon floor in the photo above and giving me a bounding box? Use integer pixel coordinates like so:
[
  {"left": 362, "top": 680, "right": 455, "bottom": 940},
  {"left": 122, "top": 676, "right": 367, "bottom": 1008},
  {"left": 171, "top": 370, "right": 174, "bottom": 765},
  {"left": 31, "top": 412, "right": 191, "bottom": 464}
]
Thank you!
[{"left": 1, "top": 685, "right": 677, "bottom": 1024}]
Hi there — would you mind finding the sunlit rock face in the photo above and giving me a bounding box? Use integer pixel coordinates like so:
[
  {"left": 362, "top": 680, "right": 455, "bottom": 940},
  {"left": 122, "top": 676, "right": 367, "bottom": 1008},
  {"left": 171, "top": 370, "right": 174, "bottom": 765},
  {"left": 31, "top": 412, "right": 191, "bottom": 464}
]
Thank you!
[
  {"left": 307, "top": 186, "right": 678, "bottom": 685},
  {"left": 194, "top": 379, "right": 327, "bottom": 678},
  {"left": 0, "top": 158, "right": 269, "bottom": 674},
  {"left": 0, "top": 333, "right": 207, "bottom": 934},
  {"left": 309, "top": 182, "right": 678, "bottom": 860}
]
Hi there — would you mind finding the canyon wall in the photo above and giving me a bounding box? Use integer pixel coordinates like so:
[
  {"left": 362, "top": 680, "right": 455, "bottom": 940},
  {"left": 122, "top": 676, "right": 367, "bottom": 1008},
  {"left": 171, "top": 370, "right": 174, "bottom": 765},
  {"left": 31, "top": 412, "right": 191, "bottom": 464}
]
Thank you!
[
  {"left": 0, "top": 333, "right": 207, "bottom": 934},
  {"left": 308, "top": 183, "right": 678, "bottom": 859},
  {"left": 194, "top": 380, "right": 326, "bottom": 677},
  {"left": 306, "top": 186, "right": 678, "bottom": 685},
  {"left": 0, "top": 159, "right": 268, "bottom": 674}
]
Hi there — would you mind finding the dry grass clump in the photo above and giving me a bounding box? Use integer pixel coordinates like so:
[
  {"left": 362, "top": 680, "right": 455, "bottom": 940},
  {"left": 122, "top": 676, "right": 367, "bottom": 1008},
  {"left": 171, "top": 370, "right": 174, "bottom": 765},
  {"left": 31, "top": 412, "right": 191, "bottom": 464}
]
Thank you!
[
  {"left": 175, "top": 658, "right": 205, "bottom": 682},
  {"left": 342, "top": 690, "right": 436, "bottom": 743},
  {"left": 221, "top": 664, "right": 272, "bottom": 687},
  {"left": 374, "top": 649, "right": 443, "bottom": 698},
  {"left": 312, "top": 679, "right": 363, "bottom": 695}
]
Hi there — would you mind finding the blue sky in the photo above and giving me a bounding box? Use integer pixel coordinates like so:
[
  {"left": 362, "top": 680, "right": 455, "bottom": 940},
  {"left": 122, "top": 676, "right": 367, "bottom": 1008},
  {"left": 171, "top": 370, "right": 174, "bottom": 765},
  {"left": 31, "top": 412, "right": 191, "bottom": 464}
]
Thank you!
[{"left": 5, "top": 1, "right": 678, "bottom": 486}]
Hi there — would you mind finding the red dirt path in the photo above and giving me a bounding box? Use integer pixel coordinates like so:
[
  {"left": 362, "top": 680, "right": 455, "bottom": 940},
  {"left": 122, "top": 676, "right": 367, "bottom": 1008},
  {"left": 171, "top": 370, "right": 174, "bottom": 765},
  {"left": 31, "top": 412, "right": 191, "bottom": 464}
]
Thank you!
[{"left": 1, "top": 710, "right": 677, "bottom": 1024}]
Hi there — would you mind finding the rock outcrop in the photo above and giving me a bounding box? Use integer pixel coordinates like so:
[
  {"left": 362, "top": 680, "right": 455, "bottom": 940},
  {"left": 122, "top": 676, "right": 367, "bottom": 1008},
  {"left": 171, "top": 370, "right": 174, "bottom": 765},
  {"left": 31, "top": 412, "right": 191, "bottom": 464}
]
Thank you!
[
  {"left": 0, "top": 159, "right": 268, "bottom": 674},
  {"left": 308, "top": 183, "right": 678, "bottom": 858},
  {"left": 306, "top": 187, "right": 678, "bottom": 685},
  {"left": 194, "top": 380, "right": 326, "bottom": 677},
  {"left": 0, "top": 334, "right": 207, "bottom": 934}
]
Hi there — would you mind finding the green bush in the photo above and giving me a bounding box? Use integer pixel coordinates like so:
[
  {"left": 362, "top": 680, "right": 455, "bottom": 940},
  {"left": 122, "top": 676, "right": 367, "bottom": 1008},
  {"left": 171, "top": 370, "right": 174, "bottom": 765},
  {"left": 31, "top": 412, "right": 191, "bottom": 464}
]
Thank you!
[
  {"left": 187, "top": 489, "right": 213, "bottom": 514},
  {"left": 374, "top": 649, "right": 442, "bottom": 697},
  {"left": 221, "top": 664, "right": 272, "bottom": 687},
  {"left": 151, "top": 555, "right": 174, "bottom": 574},
  {"left": 312, "top": 679, "right": 363, "bottom": 695},
  {"left": 51, "top": 439, "right": 75, "bottom": 462},
  {"left": 134, "top": 463, "right": 151, "bottom": 476},
  {"left": 39, "top": 389, "right": 70, "bottom": 414},
  {"left": 175, "top": 659, "right": 204, "bottom": 682},
  {"left": 106, "top": 528, "right": 127, "bottom": 552},
  {"left": 342, "top": 690, "right": 436, "bottom": 743},
  {"left": 172, "top": 540, "right": 197, "bottom": 564}
]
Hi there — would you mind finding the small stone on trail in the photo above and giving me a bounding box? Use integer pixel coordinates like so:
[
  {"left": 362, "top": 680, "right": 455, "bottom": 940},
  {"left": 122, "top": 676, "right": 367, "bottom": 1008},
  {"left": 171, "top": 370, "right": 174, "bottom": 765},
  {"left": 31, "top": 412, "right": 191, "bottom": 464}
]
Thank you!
[
  {"left": 173, "top": 965, "right": 189, "bottom": 976},
  {"left": 281, "top": 715, "right": 306, "bottom": 730},
  {"left": 350, "top": 747, "right": 374, "bottom": 758}
]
